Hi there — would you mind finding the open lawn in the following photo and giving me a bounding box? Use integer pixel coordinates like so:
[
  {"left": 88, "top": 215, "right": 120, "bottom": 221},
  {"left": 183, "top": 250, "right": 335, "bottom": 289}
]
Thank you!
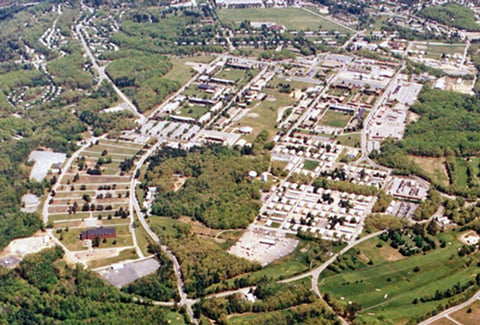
[
  {"left": 337, "top": 133, "right": 361, "bottom": 148},
  {"left": 87, "top": 248, "right": 138, "bottom": 269},
  {"left": 320, "top": 110, "right": 352, "bottom": 128},
  {"left": 411, "top": 43, "right": 466, "bottom": 60},
  {"left": 178, "top": 104, "right": 210, "bottom": 119},
  {"left": 409, "top": 155, "right": 449, "bottom": 187},
  {"left": 135, "top": 220, "right": 153, "bottom": 257},
  {"left": 320, "top": 231, "right": 480, "bottom": 324},
  {"left": 455, "top": 158, "right": 469, "bottom": 188},
  {"left": 427, "top": 43, "right": 466, "bottom": 59},
  {"left": 164, "top": 55, "right": 215, "bottom": 85},
  {"left": 215, "top": 67, "right": 250, "bottom": 84},
  {"left": 54, "top": 224, "right": 133, "bottom": 251},
  {"left": 166, "top": 311, "right": 186, "bottom": 325},
  {"left": 304, "top": 159, "right": 319, "bottom": 171},
  {"left": 218, "top": 8, "right": 348, "bottom": 32},
  {"left": 233, "top": 88, "right": 297, "bottom": 141}
]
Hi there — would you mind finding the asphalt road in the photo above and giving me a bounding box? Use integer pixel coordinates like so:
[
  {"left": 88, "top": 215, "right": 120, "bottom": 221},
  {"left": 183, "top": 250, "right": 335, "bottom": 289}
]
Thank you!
[{"left": 418, "top": 289, "right": 480, "bottom": 325}]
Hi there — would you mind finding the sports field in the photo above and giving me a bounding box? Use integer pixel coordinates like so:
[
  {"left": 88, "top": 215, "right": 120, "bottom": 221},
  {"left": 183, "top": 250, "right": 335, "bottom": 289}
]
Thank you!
[
  {"left": 320, "top": 110, "right": 352, "bottom": 128},
  {"left": 217, "top": 8, "right": 348, "bottom": 32}
]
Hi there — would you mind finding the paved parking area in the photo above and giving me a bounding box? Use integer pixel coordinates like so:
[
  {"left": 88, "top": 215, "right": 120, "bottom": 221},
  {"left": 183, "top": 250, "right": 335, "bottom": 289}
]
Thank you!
[{"left": 97, "top": 257, "right": 160, "bottom": 287}]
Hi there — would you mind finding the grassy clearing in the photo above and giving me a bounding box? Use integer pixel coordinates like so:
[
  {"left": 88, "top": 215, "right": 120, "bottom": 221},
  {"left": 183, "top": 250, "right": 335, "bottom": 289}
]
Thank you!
[
  {"left": 320, "top": 110, "right": 352, "bottom": 128},
  {"left": 337, "top": 133, "right": 361, "bottom": 148},
  {"left": 218, "top": 8, "right": 348, "bottom": 32},
  {"left": 166, "top": 311, "right": 186, "bottom": 325},
  {"left": 426, "top": 43, "right": 466, "bottom": 60},
  {"left": 234, "top": 88, "right": 296, "bottom": 141},
  {"left": 54, "top": 224, "right": 133, "bottom": 251},
  {"left": 98, "top": 139, "right": 144, "bottom": 149},
  {"left": 164, "top": 55, "right": 215, "bottom": 85},
  {"left": 178, "top": 104, "right": 210, "bottom": 119},
  {"left": 83, "top": 145, "right": 140, "bottom": 156},
  {"left": 215, "top": 68, "right": 249, "bottom": 83},
  {"left": 87, "top": 248, "right": 138, "bottom": 269},
  {"left": 320, "top": 231, "right": 480, "bottom": 324},
  {"left": 304, "top": 159, "right": 319, "bottom": 171},
  {"left": 409, "top": 155, "right": 449, "bottom": 187},
  {"left": 454, "top": 157, "right": 469, "bottom": 188}
]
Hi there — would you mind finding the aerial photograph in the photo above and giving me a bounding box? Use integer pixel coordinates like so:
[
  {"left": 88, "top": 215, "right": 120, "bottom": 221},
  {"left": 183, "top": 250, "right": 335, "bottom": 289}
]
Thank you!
[{"left": 1, "top": 0, "right": 480, "bottom": 324}]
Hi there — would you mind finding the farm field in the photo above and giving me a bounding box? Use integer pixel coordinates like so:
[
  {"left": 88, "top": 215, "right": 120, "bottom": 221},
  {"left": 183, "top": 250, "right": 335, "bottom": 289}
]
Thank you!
[
  {"left": 320, "top": 110, "right": 352, "bottom": 128},
  {"left": 217, "top": 8, "right": 348, "bottom": 32},
  {"left": 319, "top": 231, "right": 480, "bottom": 324}
]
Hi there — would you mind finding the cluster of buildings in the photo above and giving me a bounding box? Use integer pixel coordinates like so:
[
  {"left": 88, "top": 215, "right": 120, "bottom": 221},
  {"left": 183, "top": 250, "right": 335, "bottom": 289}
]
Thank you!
[
  {"left": 367, "top": 76, "right": 423, "bottom": 149},
  {"left": 260, "top": 181, "right": 375, "bottom": 241},
  {"left": 214, "top": 0, "right": 290, "bottom": 9}
]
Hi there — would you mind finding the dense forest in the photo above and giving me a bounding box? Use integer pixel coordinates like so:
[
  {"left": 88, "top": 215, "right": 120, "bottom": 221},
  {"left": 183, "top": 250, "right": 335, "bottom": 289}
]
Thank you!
[
  {"left": 146, "top": 144, "right": 270, "bottom": 229},
  {"left": 123, "top": 245, "right": 179, "bottom": 301},
  {"left": 198, "top": 280, "right": 336, "bottom": 324},
  {"left": 0, "top": 247, "right": 175, "bottom": 324},
  {"left": 403, "top": 90, "right": 480, "bottom": 157},
  {"left": 370, "top": 89, "right": 480, "bottom": 197},
  {"left": 149, "top": 216, "right": 260, "bottom": 297},
  {"left": 419, "top": 3, "right": 480, "bottom": 32},
  {"left": 105, "top": 53, "right": 179, "bottom": 113}
]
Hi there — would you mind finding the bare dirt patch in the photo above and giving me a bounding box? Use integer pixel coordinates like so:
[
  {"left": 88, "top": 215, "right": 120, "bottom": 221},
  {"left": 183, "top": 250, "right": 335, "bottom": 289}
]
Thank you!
[
  {"left": 450, "top": 299, "right": 480, "bottom": 325},
  {"left": 228, "top": 225, "right": 298, "bottom": 266},
  {"left": 0, "top": 231, "right": 54, "bottom": 261},
  {"left": 177, "top": 216, "right": 223, "bottom": 238},
  {"left": 458, "top": 230, "right": 480, "bottom": 245},
  {"left": 409, "top": 155, "right": 449, "bottom": 186},
  {"left": 406, "top": 111, "right": 420, "bottom": 124}
]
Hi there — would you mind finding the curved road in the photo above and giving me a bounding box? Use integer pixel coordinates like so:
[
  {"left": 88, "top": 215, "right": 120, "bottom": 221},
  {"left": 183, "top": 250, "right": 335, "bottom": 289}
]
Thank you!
[
  {"left": 75, "top": 2, "right": 145, "bottom": 121},
  {"left": 129, "top": 142, "right": 197, "bottom": 325},
  {"left": 418, "top": 289, "right": 480, "bottom": 325}
]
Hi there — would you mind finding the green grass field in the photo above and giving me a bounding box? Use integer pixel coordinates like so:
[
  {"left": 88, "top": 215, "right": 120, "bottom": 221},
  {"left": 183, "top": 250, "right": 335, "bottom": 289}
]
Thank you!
[
  {"left": 447, "top": 157, "right": 480, "bottom": 190},
  {"left": 87, "top": 248, "right": 138, "bottom": 269},
  {"left": 233, "top": 87, "right": 297, "bottom": 141},
  {"left": 319, "top": 231, "right": 480, "bottom": 324},
  {"left": 304, "top": 159, "right": 319, "bottom": 171},
  {"left": 426, "top": 43, "right": 466, "bottom": 60},
  {"left": 178, "top": 104, "right": 210, "bottom": 119},
  {"left": 215, "top": 68, "right": 248, "bottom": 82},
  {"left": 164, "top": 55, "right": 215, "bottom": 85},
  {"left": 166, "top": 311, "right": 186, "bottom": 325},
  {"left": 218, "top": 8, "right": 348, "bottom": 32},
  {"left": 337, "top": 133, "right": 361, "bottom": 148},
  {"left": 320, "top": 110, "right": 352, "bottom": 128}
]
